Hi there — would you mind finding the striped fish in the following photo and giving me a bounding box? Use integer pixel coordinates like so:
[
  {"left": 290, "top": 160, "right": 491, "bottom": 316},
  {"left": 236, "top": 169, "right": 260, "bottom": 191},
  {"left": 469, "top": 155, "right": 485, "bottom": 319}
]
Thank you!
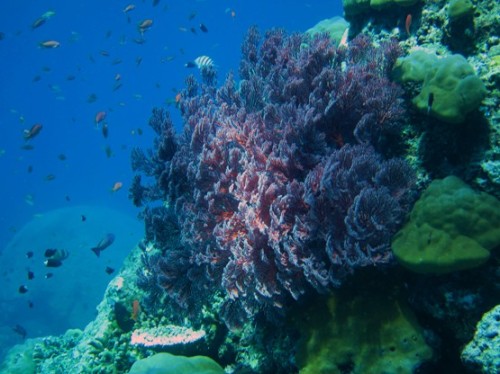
[{"left": 185, "top": 55, "right": 215, "bottom": 69}]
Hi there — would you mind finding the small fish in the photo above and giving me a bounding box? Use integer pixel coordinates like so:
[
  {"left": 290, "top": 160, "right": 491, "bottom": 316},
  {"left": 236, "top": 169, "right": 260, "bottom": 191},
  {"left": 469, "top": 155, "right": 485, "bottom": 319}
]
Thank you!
[
  {"left": 114, "top": 73, "right": 121, "bottom": 81},
  {"left": 102, "top": 123, "right": 109, "bottom": 138},
  {"left": 339, "top": 27, "right": 349, "bottom": 48},
  {"left": 87, "top": 93, "right": 98, "bottom": 103},
  {"left": 65, "top": 195, "right": 71, "bottom": 202},
  {"left": 113, "top": 82, "right": 123, "bottom": 91},
  {"left": 131, "top": 300, "right": 141, "bottom": 321},
  {"left": 23, "top": 123, "right": 43, "bottom": 140},
  {"left": 27, "top": 271, "right": 34, "bottom": 280},
  {"left": 185, "top": 55, "right": 215, "bottom": 69},
  {"left": 199, "top": 23, "right": 208, "bottom": 33},
  {"left": 138, "top": 19, "right": 153, "bottom": 34},
  {"left": 12, "top": 324, "right": 27, "bottom": 339},
  {"left": 41, "top": 10, "right": 56, "bottom": 19},
  {"left": 24, "top": 194, "right": 34, "bottom": 206},
  {"left": 178, "top": 26, "right": 188, "bottom": 32},
  {"left": 427, "top": 92, "right": 434, "bottom": 114},
  {"left": 105, "top": 266, "right": 115, "bottom": 275},
  {"left": 44, "top": 258, "right": 63, "bottom": 267},
  {"left": 190, "top": 27, "right": 197, "bottom": 34},
  {"left": 123, "top": 4, "right": 136, "bottom": 13},
  {"left": 45, "top": 273, "right": 53, "bottom": 279},
  {"left": 57, "top": 153, "right": 67, "bottom": 161},
  {"left": 81, "top": 215, "right": 87, "bottom": 222},
  {"left": 21, "top": 144, "right": 35, "bottom": 151},
  {"left": 44, "top": 174, "right": 56, "bottom": 181},
  {"left": 112, "top": 58, "right": 122, "bottom": 65},
  {"left": 105, "top": 145, "right": 113, "bottom": 158},
  {"left": 152, "top": 0, "right": 160, "bottom": 6},
  {"left": 111, "top": 181, "right": 123, "bottom": 192},
  {"left": 188, "top": 12, "right": 197, "bottom": 21},
  {"left": 32, "top": 17, "right": 46, "bottom": 30},
  {"left": 161, "top": 55, "right": 175, "bottom": 63},
  {"left": 91, "top": 233, "right": 115, "bottom": 257},
  {"left": 95, "top": 111, "right": 106, "bottom": 125},
  {"left": 26, "top": 251, "right": 34, "bottom": 258},
  {"left": 137, "top": 128, "right": 143, "bottom": 135},
  {"left": 44, "top": 248, "right": 57, "bottom": 257},
  {"left": 405, "top": 14, "right": 412, "bottom": 36},
  {"left": 39, "top": 40, "right": 60, "bottom": 48},
  {"left": 100, "top": 50, "right": 110, "bottom": 57},
  {"left": 28, "top": 301, "right": 34, "bottom": 308},
  {"left": 133, "top": 37, "right": 146, "bottom": 44},
  {"left": 0, "top": 32, "right": 5, "bottom": 41},
  {"left": 66, "top": 75, "right": 76, "bottom": 81},
  {"left": 27, "top": 165, "right": 33, "bottom": 173},
  {"left": 18, "top": 285, "right": 29, "bottom": 294}
]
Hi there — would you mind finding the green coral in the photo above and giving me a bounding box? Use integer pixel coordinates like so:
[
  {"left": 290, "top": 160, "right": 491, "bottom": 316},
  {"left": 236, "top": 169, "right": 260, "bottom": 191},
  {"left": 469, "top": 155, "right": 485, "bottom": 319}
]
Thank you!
[
  {"left": 393, "top": 51, "right": 487, "bottom": 123},
  {"left": 392, "top": 176, "right": 500, "bottom": 274},
  {"left": 342, "top": 0, "right": 419, "bottom": 15},
  {"left": 305, "top": 17, "right": 349, "bottom": 46},
  {"left": 448, "top": 0, "right": 475, "bottom": 22},
  {"left": 296, "top": 288, "right": 433, "bottom": 374},
  {"left": 128, "top": 353, "right": 224, "bottom": 374}
]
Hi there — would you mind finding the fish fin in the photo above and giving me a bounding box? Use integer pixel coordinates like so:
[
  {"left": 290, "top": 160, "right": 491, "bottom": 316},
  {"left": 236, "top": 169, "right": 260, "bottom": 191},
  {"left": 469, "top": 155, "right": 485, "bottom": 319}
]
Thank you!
[{"left": 91, "top": 248, "right": 100, "bottom": 257}]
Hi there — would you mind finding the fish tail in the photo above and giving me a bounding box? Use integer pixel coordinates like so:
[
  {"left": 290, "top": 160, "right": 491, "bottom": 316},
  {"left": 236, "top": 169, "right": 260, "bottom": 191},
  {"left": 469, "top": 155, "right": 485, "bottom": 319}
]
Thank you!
[{"left": 91, "top": 247, "right": 101, "bottom": 257}]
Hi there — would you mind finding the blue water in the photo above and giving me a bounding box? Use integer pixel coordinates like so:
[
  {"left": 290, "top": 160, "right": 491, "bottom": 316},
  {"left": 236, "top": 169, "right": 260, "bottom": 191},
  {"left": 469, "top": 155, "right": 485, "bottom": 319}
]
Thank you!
[
  {"left": 0, "top": 0, "right": 341, "bottom": 251},
  {"left": 0, "top": 0, "right": 342, "bottom": 359}
]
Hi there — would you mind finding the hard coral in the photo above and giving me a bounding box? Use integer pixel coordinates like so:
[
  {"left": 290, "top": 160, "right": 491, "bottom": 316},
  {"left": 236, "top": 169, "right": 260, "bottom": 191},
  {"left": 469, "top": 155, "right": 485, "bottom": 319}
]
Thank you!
[{"left": 132, "top": 28, "right": 415, "bottom": 327}]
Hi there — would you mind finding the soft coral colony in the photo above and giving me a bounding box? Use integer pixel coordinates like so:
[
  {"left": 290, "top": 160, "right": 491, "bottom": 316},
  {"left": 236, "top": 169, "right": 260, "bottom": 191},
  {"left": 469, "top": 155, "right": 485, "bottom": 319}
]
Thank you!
[{"left": 131, "top": 28, "right": 416, "bottom": 328}]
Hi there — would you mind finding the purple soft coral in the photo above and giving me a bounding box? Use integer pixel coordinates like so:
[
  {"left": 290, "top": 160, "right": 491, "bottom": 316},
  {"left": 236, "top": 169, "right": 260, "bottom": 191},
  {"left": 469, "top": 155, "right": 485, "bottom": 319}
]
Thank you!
[{"left": 131, "top": 28, "right": 414, "bottom": 327}]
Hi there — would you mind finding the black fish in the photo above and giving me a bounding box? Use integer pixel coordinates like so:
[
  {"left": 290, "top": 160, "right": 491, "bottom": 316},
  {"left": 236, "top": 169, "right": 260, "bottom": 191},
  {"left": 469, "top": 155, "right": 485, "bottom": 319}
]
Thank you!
[
  {"left": 26, "top": 251, "right": 34, "bottom": 259},
  {"left": 28, "top": 301, "right": 34, "bottom": 308},
  {"left": 44, "top": 248, "right": 57, "bottom": 257},
  {"left": 18, "top": 285, "right": 28, "bottom": 294},
  {"left": 102, "top": 123, "right": 109, "bottom": 138},
  {"left": 105, "top": 266, "right": 115, "bottom": 275},
  {"left": 45, "top": 273, "right": 53, "bottom": 279},
  {"left": 91, "top": 233, "right": 115, "bottom": 257},
  {"left": 44, "top": 259, "right": 63, "bottom": 267},
  {"left": 152, "top": 0, "right": 160, "bottom": 6},
  {"left": 27, "top": 270, "right": 34, "bottom": 280},
  {"left": 27, "top": 165, "right": 33, "bottom": 173},
  {"left": 199, "top": 23, "right": 208, "bottom": 33},
  {"left": 427, "top": 92, "right": 434, "bottom": 114},
  {"left": 65, "top": 195, "right": 71, "bottom": 202},
  {"left": 12, "top": 324, "right": 27, "bottom": 339},
  {"left": 184, "top": 61, "right": 197, "bottom": 68},
  {"left": 81, "top": 215, "right": 87, "bottom": 222}
]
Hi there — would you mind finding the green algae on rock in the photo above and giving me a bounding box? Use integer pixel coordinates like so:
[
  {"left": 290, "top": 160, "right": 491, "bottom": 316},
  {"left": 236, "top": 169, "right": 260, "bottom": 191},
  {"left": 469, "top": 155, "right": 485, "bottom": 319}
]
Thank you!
[
  {"left": 393, "top": 50, "right": 487, "bottom": 123},
  {"left": 128, "top": 353, "right": 224, "bottom": 374},
  {"left": 392, "top": 176, "right": 500, "bottom": 274},
  {"left": 296, "top": 288, "right": 433, "bottom": 374}
]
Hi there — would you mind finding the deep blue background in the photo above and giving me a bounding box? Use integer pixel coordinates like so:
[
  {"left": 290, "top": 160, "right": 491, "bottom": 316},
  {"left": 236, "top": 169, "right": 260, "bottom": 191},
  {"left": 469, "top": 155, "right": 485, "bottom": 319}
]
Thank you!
[{"left": 0, "top": 0, "right": 343, "bottom": 252}]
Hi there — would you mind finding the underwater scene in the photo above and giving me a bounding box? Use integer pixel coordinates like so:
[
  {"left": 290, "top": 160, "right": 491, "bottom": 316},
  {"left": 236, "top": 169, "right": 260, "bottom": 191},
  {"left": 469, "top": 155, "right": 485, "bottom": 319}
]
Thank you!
[{"left": 0, "top": 0, "right": 499, "bottom": 373}]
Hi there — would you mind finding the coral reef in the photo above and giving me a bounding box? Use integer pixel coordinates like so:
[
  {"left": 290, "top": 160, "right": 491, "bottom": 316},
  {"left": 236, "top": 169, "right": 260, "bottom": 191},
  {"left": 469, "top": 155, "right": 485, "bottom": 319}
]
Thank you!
[
  {"left": 392, "top": 175, "right": 500, "bottom": 273},
  {"left": 131, "top": 28, "right": 415, "bottom": 330},
  {"left": 128, "top": 352, "right": 224, "bottom": 374},
  {"left": 462, "top": 304, "right": 500, "bottom": 373},
  {"left": 296, "top": 284, "right": 433, "bottom": 373}
]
